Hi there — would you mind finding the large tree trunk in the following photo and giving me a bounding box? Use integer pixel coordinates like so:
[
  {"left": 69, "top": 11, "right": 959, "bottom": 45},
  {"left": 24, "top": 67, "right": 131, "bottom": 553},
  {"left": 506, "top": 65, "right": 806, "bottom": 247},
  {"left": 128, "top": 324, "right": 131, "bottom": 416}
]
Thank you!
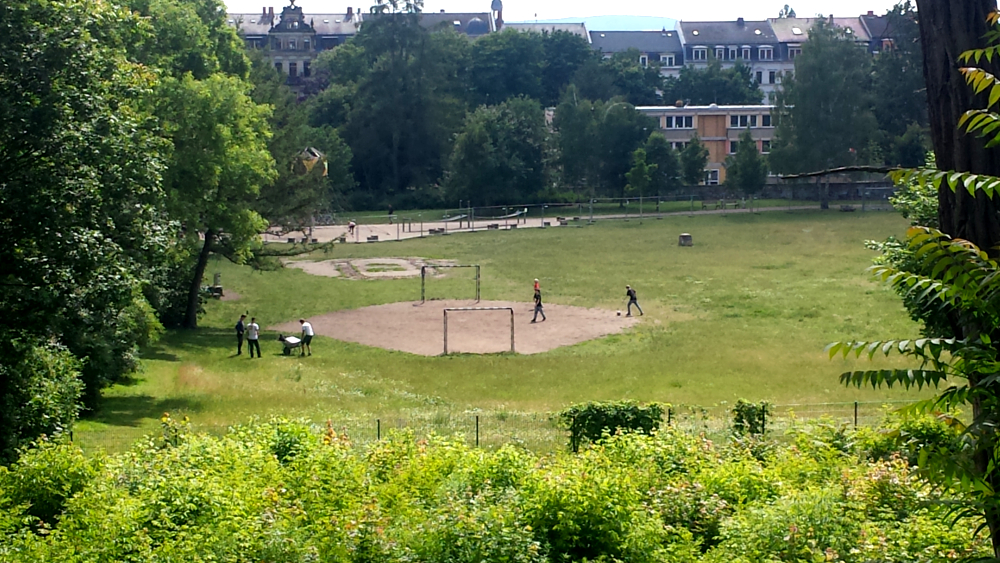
[
  {"left": 917, "top": 0, "right": 1000, "bottom": 251},
  {"left": 183, "top": 229, "right": 214, "bottom": 329}
]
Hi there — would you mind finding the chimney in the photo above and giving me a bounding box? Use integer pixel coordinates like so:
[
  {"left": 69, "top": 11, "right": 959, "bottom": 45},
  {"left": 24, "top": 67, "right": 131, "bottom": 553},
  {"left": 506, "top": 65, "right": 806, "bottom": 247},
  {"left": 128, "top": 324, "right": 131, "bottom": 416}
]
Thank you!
[
  {"left": 440, "top": 8, "right": 445, "bottom": 12},
  {"left": 347, "top": 6, "right": 352, "bottom": 15},
  {"left": 867, "top": 10, "right": 874, "bottom": 16},
  {"left": 269, "top": 6, "right": 274, "bottom": 17},
  {"left": 262, "top": 6, "right": 267, "bottom": 17},
  {"left": 737, "top": 17, "right": 744, "bottom": 27}
]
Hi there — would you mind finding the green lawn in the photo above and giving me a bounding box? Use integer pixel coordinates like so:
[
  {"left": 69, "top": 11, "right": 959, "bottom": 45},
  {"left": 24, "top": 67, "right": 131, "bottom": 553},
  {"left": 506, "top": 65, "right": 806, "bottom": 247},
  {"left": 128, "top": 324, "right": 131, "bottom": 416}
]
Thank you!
[{"left": 75, "top": 210, "right": 925, "bottom": 452}]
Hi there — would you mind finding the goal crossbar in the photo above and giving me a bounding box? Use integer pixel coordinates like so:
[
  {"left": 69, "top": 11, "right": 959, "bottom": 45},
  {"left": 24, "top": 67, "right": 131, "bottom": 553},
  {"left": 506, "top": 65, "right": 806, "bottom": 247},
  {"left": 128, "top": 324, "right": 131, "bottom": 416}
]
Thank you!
[
  {"left": 442, "top": 306, "right": 514, "bottom": 355},
  {"left": 421, "top": 264, "right": 480, "bottom": 303}
]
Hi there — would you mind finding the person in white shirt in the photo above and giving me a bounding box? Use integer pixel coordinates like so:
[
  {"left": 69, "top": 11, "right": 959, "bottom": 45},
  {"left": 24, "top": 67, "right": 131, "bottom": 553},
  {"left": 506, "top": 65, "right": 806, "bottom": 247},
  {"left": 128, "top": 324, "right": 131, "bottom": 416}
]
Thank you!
[
  {"left": 299, "top": 318, "right": 314, "bottom": 356},
  {"left": 247, "top": 317, "right": 261, "bottom": 358}
]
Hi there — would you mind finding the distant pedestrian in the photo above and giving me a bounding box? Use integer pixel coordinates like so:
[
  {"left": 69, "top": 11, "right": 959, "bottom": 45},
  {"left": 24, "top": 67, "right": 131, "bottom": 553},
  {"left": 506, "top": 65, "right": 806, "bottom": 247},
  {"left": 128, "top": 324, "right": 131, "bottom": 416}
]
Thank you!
[
  {"left": 247, "top": 317, "right": 261, "bottom": 358},
  {"left": 348, "top": 220, "right": 356, "bottom": 235},
  {"left": 299, "top": 318, "right": 314, "bottom": 356},
  {"left": 533, "top": 278, "right": 540, "bottom": 292},
  {"left": 625, "top": 285, "right": 643, "bottom": 317},
  {"left": 531, "top": 290, "right": 546, "bottom": 323},
  {"left": 235, "top": 314, "right": 246, "bottom": 355},
  {"left": 388, "top": 204, "right": 394, "bottom": 225}
]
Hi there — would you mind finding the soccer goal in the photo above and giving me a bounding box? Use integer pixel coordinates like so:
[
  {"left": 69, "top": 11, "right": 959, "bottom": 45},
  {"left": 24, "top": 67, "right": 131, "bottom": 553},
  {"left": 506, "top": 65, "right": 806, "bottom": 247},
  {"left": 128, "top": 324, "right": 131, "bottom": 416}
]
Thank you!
[
  {"left": 442, "top": 307, "right": 514, "bottom": 355},
  {"left": 421, "top": 264, "right": 480, "bottom": 303}
]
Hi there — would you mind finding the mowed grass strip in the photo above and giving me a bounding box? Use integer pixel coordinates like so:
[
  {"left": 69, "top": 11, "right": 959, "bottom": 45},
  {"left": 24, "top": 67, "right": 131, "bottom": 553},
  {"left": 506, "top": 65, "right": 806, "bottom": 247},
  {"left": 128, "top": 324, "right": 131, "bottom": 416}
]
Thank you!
[{"left": 75, "top": 210, "right": 923, "bottom": 451}]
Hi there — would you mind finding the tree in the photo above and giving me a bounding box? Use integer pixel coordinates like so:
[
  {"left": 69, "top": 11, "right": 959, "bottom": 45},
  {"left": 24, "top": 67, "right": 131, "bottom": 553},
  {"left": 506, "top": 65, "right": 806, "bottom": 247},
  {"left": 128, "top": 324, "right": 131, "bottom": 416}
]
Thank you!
[
  {"left": 446, "top": 97, "right": 546, "bottom": 206},
  {"left": 593, "top": 101, "right": 658, "bottom": 198},
  {"left": 643, "top": 133, "right": 682, "bottom": 195},
  {"left": 624, "top": 149, "right": 656, "bottom": 202},
  {"left": 725, "top": 129, "right": 768, "bottom": 205},
  {"left": 769, "top": 19, "right": 879, "bottom": 176},
  {"left": 871, "top": 1, "right": 928, "bottom": 167},
  {"left": 156, "top": 74, "right": 276, "bottom": 329},
  {"left": 680, "top": 136, "right": 710, "bottom": 186},
  {"left": 468, "top": 30, "right": 544, "bottom": 105},
  {"left": 553, "top": 87, "right": 599, "bottom": 195},
  {"left": 602, "top": 50, "right": 663, "bottom": 106},
  {"left": 0, "top": 0, "right": 170, "bottom": 446},
  {"left": 662, "top": 59, "right": 763, "bottom": 105},
  {"left": 541, "top": 30, "right": 599, "bottom": 107}
]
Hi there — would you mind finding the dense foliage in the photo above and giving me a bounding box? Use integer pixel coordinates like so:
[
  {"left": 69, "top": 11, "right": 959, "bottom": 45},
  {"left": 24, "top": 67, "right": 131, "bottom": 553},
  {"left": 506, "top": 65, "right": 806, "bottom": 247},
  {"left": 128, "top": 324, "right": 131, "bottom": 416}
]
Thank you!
[
  {"left": 0, "top": 416, "right": 987, "bottom": 562},
  {"left": 556, "top": 400, "right": 664, "bottom": 452}
]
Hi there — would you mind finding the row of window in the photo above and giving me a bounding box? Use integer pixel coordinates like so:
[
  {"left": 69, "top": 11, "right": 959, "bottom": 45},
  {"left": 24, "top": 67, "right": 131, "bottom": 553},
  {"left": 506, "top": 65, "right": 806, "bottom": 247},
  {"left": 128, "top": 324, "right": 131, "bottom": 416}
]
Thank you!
[
  {"left": 275, "top": 61, "right": 312, "bottom": 77},
  {"left": 638, "top": 54, "right": 677, "bottom": 67},
  {"left": 691, "top": 45, "right": 773, "bottom": 61},
  {"left": 663, "top": 115, "right": 695, "bottom": 129},
  {"left": 271, "top": 38, "right": 312, "bottom": 51},
  {"left": 730, "top": 114, "right": 772, "bottom": 128}
]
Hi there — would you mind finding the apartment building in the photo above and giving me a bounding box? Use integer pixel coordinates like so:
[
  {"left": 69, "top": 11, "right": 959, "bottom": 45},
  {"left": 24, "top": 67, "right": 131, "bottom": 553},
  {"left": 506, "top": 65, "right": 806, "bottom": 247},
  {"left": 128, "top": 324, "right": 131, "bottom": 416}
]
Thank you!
[
  {"left": 589, "top": 30, "right": 684, "bottom": 77},
  {"left": 637, "top": 104, "right": 775, "bottom": 184},
  {"left": 677, "top": 19, "right": 783, "bottom": 99}
]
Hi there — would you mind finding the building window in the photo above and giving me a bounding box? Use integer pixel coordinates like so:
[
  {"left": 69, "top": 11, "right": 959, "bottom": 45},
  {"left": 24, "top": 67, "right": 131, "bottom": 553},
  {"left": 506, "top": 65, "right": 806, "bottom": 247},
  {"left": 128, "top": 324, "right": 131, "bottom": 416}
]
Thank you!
[
  {"left": 639, "top": 55, "right": 648, "bottom": 67},
  {"left": 693, "top": 47, "right": 707, "bottom": 61},
  {"left": 769, "top": 71, "right": 776, "bottom": 84},
  {"left": 739, "top": 115, "right": 749, "bottom": 127},
  {"left": 755, "top": 70, "right": 763, "bottom": 83},
  {"left": 742, "top": 47, "right": 751, "bottom": 59},
  {"left": 304, "top": 38, "right": 311, "bottom": 50},
  {"left": 705, "top": 169, "right": 720, "bottom": 185},
  {"left": 304, "top": 61, "right": 311, "bottom": 77},
  {"left": 729, "top": 141, "right": 739, "bottom": 154},
  {"left": 789, "top": 47, "right": 802, "bottom": 59},
  {"left": 750, "top": 115, "right": 757, "bottom": 127},
  {"left": 881, "top": 38, "right": 894, "bottom": 51},
  {"left": 681, "top": 115, "right": 693, "bottom": 128},
  {"left": 673, "top": 141, "right": 687, "bottom": 150},
  {"left": 762, "top": 114, "right": 772, "bottom": 127},
  {"left": 289, "top": 39, "right": 296, "bottom": 50},
  {"left": 730, "top": 115, "right": 739, "bottom": 127},
  {"left": 759, "top": 46, "right": 773, "bottom": 61},
  {"left": 715, "top": 47, "right": 725, "bottom": 59},
  {"left": 728, "top": 47, "right": 737, "bottom": 60},
  {"left": 761, "top": 140, "right": 771, "bottom": 153},
  {"left": 660, "top": 54, "right": 675, "bottom": 66},
  {"left": 289, "top": 62, "right": 298, "bottom": 77}
]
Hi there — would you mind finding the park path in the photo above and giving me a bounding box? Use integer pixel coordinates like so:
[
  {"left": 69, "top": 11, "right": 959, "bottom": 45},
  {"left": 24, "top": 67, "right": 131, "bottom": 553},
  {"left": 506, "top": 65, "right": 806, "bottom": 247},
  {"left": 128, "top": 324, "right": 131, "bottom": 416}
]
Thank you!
[{"left": 262, "top": 204, "right": 821, "bottom": 245}]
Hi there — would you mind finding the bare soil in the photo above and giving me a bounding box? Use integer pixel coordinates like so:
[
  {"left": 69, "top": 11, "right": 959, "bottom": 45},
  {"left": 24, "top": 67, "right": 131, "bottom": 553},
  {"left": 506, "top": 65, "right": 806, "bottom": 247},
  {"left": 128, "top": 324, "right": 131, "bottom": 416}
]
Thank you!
[{"left": 270, "top": 300, "right": 638, "bottom": 356}]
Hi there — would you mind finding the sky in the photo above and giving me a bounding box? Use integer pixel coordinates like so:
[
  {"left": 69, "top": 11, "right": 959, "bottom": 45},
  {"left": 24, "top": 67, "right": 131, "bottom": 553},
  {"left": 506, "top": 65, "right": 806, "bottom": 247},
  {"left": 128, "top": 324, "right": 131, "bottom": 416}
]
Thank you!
[{"left": 226, "top": 0, "right": 904, "bottom": 24}]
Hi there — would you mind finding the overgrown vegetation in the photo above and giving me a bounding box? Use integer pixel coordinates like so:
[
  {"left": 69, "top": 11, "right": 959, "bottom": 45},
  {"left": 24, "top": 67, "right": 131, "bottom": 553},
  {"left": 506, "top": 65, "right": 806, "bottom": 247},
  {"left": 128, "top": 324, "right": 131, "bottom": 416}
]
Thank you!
[{"left": 0, "top": 415, "right": 988, "bottom": 562}]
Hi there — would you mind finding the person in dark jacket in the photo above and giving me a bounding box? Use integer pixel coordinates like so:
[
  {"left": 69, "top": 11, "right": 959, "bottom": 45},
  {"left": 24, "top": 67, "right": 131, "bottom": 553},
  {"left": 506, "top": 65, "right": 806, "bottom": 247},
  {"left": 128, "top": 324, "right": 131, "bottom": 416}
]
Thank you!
[
  {"left": 626, "top": 285, "right": 643, "bottom": 317},
  {"left": 532, "top": 290, "right": 546, "bottom": 323},
  {"left": 235, "top": 314, "right": 246, "bottom": 355}
]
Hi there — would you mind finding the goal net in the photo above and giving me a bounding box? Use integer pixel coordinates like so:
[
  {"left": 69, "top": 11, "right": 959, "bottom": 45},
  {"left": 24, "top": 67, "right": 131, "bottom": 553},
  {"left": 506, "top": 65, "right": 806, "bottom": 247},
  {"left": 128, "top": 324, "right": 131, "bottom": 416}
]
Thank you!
[
  {"left": 442, "top": 307, "right": 514, "bottom": 355},
  {"left": 421, "top": 264, "right": 480, "bottom": 303}
]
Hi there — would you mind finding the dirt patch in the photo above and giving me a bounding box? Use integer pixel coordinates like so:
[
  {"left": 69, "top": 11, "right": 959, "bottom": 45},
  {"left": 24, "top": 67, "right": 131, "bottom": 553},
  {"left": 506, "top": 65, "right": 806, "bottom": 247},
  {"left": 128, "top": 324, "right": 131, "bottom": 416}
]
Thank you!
[
  {"left": 219, "top": 290, "right": 241, "bottom": 301},
  {"left": 270, "top": 300, "right": 638, "bottom": 356},
  {"left": 284, "top": 259, "right": 342, "bottom": 278}
]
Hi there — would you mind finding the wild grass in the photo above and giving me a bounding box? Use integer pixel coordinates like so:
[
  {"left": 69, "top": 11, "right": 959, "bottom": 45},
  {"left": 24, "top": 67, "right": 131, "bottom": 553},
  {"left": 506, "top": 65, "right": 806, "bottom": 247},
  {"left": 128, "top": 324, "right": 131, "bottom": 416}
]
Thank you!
[{"left": 75, "top": 210, "right": 926, "bottom": 452}]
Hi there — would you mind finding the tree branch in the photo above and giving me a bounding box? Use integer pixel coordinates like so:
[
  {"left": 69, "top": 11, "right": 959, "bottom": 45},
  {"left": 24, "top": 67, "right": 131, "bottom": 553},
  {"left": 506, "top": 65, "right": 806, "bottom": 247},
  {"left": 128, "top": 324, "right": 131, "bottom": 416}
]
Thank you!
[{"left": 779, "top": 165, "right": 900, "bottom": 179}]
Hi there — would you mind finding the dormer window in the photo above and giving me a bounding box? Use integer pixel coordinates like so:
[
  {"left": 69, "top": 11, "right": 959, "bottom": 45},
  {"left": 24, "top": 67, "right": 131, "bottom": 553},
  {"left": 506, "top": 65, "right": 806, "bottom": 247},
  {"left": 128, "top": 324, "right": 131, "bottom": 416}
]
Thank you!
[
  {"left": 639, "top": 55, "right": 648, "bottom": 67},
  {"left": 759, "top": 46, "right": 773, "bottom": 60},
  {"left": 715, "top": 46, "right": 725, "bottom": 59},
  {"left": 728, "top": 47, "right": 737, "bottom": 60},
  {"left": 789, "top": 47, "right": 802, "bottom": 59},
  {"left": 660, "top": 54, "right": 675, "bottom": 66},
  {"left": 741, "top": 46, "right": 751, "bottom": 59},
  {"left": 693, "top": 47, "right": 707, "bottom": 61}
]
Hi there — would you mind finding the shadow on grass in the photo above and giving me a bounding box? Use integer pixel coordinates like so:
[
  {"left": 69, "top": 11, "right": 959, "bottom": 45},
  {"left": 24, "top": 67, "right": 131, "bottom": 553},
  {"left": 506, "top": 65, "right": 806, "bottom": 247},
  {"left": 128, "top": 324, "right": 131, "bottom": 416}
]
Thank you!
[
  {"left": 142, "top": 327, "right": 242, "bottom": 361},
  {"left": 83, "top": 395, "right": 203, "bottom": 428}
]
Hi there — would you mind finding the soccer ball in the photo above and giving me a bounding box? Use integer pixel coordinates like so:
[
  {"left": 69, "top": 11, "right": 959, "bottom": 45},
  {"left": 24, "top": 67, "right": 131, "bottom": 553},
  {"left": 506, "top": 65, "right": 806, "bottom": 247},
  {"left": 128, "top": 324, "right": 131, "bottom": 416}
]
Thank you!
[{"left": 616, "top": 310, "right": 621, "bottom": 316}]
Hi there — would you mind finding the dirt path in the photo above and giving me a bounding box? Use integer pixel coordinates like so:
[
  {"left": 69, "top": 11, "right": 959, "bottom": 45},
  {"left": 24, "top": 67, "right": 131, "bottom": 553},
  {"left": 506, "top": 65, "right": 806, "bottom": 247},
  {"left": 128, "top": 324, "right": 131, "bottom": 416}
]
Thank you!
[{"left": 270, "top": 300, "right": 638, "bottom": 356}]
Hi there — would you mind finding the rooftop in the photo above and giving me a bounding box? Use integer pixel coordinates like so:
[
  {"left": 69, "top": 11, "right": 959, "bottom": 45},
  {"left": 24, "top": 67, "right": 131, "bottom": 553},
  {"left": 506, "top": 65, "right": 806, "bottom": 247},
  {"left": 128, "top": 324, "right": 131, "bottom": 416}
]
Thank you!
[
  {"left": 678, "top": 19, "right": 776, "bottom": 45},
  {"left": 505, "top": 22, "right": 589, "bottom": 40},
  {"left": 768, "top": 17, "right": 870, "bottom": 43},
  {"left": 589, "top": 30, "right": 682, "bottom": 53}
]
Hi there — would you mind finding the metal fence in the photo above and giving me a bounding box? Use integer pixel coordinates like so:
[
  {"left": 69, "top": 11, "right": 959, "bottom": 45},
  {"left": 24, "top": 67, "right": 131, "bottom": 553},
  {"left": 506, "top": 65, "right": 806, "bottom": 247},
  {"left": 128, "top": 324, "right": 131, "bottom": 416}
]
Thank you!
[{"left": 71, "top": 400, "right": 917, "bottom": 456}]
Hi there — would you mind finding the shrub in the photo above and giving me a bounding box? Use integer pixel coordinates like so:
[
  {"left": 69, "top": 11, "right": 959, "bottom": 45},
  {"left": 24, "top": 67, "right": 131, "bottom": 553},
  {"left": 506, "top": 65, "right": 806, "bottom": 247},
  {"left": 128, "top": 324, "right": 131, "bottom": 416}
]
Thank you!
[
  {"left": 731, "top": 399, "right": 768, "bottom": 436},
  {"left": 0, "top": 440, "right": 96, "bottom": 528},
  {"left": 556, "top": 400, "right": 665, "bottom": 452}
]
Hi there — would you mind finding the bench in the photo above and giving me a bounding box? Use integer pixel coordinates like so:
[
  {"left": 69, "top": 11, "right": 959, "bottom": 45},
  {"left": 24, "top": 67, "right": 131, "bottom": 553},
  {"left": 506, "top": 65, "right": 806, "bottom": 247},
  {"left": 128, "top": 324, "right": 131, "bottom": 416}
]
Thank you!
[
  {"left": 337, "top": 235, "right": 347, "bottom": 243},
  {"left": 840, "top": 205, "right": 856, "bottom": 212},
  {"left": 367, "top": 235, "right": 379, "bottom": 242},
  {"left": 543, "top": 221, "right": 551, "bottom": 227},
  {"left": 287, "top": 237, "right": 297, "bottom": 244},
  {"left": 556, "top": 216, "right": 567, "bottom": 222},
  {"left": 559, "top": 220, "right": 569, "bottom": 226},
  {"left": 487, "top": 223, "right": 499, "bottom": 230}
]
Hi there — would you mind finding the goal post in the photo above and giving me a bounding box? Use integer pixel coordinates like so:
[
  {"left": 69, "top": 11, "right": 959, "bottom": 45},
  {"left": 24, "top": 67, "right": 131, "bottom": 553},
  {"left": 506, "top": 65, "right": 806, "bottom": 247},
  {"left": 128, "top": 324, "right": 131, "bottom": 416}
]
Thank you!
[
  {"left": 443, "top": 307, "right": 514, "bottom": 355},
  {"left": 421, "top": 264, "right": 480, "bottom": 303}
]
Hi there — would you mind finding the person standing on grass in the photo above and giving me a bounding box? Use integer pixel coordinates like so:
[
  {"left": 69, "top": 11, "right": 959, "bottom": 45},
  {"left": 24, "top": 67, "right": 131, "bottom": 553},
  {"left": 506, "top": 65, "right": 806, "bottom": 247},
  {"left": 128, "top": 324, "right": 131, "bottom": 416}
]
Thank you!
[
  {"left": 299, "top": 318, "right": 314, "bottom": 356},
  {"left": 235, "top": 314, "right": 246, "bottom": 355},
  {"left": 531, "top": 289, "right": 546, "bottom": 323},
  {"left": 626, "top": 285, "right": 643, "bottom": 317},
  {"left": 247, "top": 317, "right": 261, "bottom": 358},
  {"left": 388, "top": 204, "right": 394, "bottom": 225}
]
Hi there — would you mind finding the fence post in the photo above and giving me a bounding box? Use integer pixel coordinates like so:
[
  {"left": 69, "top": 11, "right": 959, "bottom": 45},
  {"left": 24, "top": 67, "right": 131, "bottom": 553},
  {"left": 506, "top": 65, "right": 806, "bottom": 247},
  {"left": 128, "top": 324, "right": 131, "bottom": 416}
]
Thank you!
[
  {"left": 377, "top": 419, "right": 381, "bottom": 440},
  {"left": 854, "top": 401, "right": 858, "bottom": 427},
  {"left": 475, "top": 415, "right": 480, "bottom": 447}
]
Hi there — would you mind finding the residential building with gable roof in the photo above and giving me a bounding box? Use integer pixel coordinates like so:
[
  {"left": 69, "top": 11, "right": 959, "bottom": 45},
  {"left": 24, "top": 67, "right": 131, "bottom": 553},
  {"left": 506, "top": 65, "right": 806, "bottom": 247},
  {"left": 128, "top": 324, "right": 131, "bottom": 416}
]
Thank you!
[
  {"left": 505, "top": 22, "right": 590, "bottom": 41},
  {"left": 589, "top": 30, "right": 683, "bottom": 76},
  {"left": 768, "top": 15, "right": 870, "bottom": 67},
  {"left": 678, "top": 19, "right": 782, "bottom": 99}
]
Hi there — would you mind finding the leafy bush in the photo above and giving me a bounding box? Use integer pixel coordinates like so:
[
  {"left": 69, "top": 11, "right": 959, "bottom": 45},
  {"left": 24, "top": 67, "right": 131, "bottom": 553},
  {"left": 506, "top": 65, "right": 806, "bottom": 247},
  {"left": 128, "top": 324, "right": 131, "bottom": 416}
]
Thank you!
[
  {"left": 556, "top": 400, "right": 665, "bottom": 452},
  {"left": 0, "top": 440, "right": 96, "bottom": 528},
  {"left": 730, "top": 399, "right": 768, "bottom": 436}
]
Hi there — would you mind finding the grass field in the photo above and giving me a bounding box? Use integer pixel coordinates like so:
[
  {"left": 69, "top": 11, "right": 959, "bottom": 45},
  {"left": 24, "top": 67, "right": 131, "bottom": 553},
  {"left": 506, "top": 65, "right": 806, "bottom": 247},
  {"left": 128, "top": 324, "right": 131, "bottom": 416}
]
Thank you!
[{"left": 75, "top": 209, "right": 927, "bottom": 452}]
